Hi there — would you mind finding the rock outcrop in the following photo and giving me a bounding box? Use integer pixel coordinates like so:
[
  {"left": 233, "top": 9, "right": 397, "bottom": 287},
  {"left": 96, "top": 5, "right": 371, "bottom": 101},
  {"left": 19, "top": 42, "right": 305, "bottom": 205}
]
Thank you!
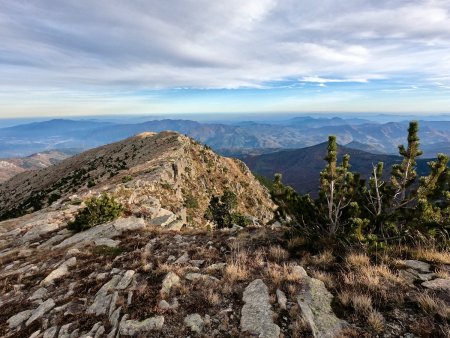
[{"left": 240, "top": 279, "right": 280, "bottom": 338}]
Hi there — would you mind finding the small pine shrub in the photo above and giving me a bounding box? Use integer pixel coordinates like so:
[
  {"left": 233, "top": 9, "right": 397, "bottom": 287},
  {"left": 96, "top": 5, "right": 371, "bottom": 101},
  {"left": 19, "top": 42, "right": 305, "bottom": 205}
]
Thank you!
[
  {"left": 184, "top": 194, "right": 199, "bottom": 209},
  {"left": 122, "top": 175, "right": 133, "bottom": 183},
  {"left": 67, "top": 193, "right": 123, "bottom": 232}
]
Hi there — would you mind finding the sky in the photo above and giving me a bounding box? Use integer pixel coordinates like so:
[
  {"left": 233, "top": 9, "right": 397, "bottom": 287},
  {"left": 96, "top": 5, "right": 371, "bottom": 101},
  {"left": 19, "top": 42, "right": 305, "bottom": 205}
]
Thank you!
[{"left": 1, "top": 0, "right": 450, "bottom": 118}]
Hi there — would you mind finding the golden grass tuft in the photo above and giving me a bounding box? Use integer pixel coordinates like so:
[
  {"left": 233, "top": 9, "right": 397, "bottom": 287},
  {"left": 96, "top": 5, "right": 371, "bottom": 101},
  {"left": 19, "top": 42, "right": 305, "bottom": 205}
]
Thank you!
[
  {"left": 268, "top": 245, "right": 289, "bottom": 262},
  {"left": 345, "top": 252, "right": 370, "bottom": 267},
  {"left": 224, "top": 249, "right": 249, "bottom": 283},
  {"left": 351, "top": 293, "right": 373, "bottom": 314},
  {"left": 416, "top": 292, "right": 450, "bottom": 319},
  {"left": 310, "top": 269, "right": 336, "bottom": 289},
  {"left": 412, "top": 248, "right": 450, "bottom": 264},
  {"left": 312, "top": 250, "right": 335, "bottom": 267},
  {"left": 206, "top": 289, "right": 221, "bottom": 306},
  {"left": 367, "top": 310, "right": 385, "bottom": 333}
]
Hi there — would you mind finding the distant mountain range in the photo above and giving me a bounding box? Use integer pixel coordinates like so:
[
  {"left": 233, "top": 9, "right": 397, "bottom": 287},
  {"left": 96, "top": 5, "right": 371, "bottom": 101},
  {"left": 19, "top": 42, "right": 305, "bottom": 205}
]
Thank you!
[
  {"left": 238, "top": 143, "right": 432, "bottom": 196},
  {"left": 1, "top": 117, "right": 450, "bottom": 158}
]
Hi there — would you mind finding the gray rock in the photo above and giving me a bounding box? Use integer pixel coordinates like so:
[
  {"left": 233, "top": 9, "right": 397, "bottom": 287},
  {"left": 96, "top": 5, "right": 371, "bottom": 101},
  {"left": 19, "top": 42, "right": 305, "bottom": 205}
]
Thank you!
[
  {"left": 87, "top": 274, "right": 121, "bottom": 316},
  {"left": 58, "top": 323, "right": 72, "bottom": 338},
  {"left": 240, "top": 279, "right": 280, "bottom": 338},
  {"left": 402, "top": 260, "right": 431, "bottom": 273},
  {"left": 116, "top": 270, "right": 135, "bottom": 290},
  {"left": 184, "top": 313, "right": 204, "bottom": 333},
  {"left": 94, "top": 238, "right": 120, "bottom": 248},
  {"left": 69, "top": 329, "right": 79, "bottom": 338},
  {"left": 54, "top": 217, "right": 145, "bottom": 249},
  {"left": 119, "top": 316, "right": 164, "bottom": 335},
  {"left": 206, "top": 263, "right": 227, "bottom": 271},
  {"left": 109, "top": 306, "right": 122, "bottom": 328},
  {"left": 94, "top": 325, "right": 105, "bottom": 338},
  {"left": 158, "top": 298, "right": 179, "bottom": 310},
  {"left": 190, "top": 259, "right": 205, "bottom": 267},
  {"left": 26, "top": 298, "right": 55, "bottom": 326},
  {"left": 29, "top": 330, "right": 41, "bottom": 338},
  {"left": 7, "top": 309, "right": 33, "bottom": 329},
  {"left": 43, "top": 326, "right": 58, "bottom": 338},
  {"left": 276, "top": 289, "right": 287, "bottom": 310},
  {"left": 87, "top": 293, "right": 112, "bottom": 316},
  {"left": 41, "top": 257, "right": 77, "bottom": 286},
  {"left": 174, "top": 252, "right": 190, "bottom": 264},
  {"left": 297, "top": 269, "right": 346, "bottom": 338},
  {"left": 167, "top": 220, "right": 184, "bottom": 230},
  {"left": 109, "top": 291, "right": 119, "bottom": 317},
  {"left": 160, "top": 272, "right": 180, "bottom": 296},
  {"left": 150, "top": 209, "right": 177, "bottom": 227},
  {"left": 292, "top": 265, "right": 308, "bottom": 279},
  {"left": 185, "top": 272, "right": 219, "bottom": 282},
  {"left": 29, "top": 287, "right": 48, "bottom": 301},
  {"left": 422, "top": 278, "right": 450, "bottom": 291}
]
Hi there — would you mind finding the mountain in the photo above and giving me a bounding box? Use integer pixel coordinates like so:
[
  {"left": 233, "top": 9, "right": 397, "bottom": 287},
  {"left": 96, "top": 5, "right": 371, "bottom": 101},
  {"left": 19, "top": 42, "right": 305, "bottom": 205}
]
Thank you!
[
  {"left": 0, "top": 150, "right": 77, "bottom": 183},
  {"left": 0, "top": 131, "right": 274, "bottom": 224},
  {"left": 241, "top": 143, "right": 431, "bottom": 195},
  {"left": 344, "top": 141, "right": 384, "bottom": 154},
  {"left": 2, "top": 117, "right": 450, "bottom": 158}
]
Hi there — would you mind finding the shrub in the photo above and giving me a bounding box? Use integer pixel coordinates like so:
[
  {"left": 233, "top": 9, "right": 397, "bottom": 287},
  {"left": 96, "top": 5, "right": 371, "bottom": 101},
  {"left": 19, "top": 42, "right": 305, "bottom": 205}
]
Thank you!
[
  {"left": 184, "top": 194, "right": 199, "bottom": 209},
  {"left": 67, "top": 193, "right": 123, "bottom": 232},
  {"left": 205, "top": 190, "right": 245, "bottom": 228},
  {"left": 122, "top": 175, "right": 133, "bottom": 183}
]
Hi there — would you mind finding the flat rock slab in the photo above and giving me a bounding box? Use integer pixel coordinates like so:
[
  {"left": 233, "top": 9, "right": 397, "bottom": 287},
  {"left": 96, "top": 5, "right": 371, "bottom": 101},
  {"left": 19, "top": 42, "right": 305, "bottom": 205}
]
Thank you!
[
  {"left": 160, "top": 272, "right": 180, "bottom": 296},
  {"left": 422, "top": 278, "right": 450, "bottom": 291},
  {"left": 296, "top": 266, "right": 346, "bottom": 338},
  {"left": 119, "top": 316, "right": 164, "bottom": 335},
  {"left": 240, "top": 279, "right": 280, "bottom": 338},
  {"left": 41, "top": 257, "right": 76, "bottom": 286},
  {"left": 7, "top": 309, "right": 33, "bottom": 329},
  {"left": 401, "top": 260, "right": 431, "bottom": 273},
  {"left": 26, "top": 298, "right": 55, "bottom": 326},
  {"left": 54, "top": 217, "right": 145, "bottom": 249}
]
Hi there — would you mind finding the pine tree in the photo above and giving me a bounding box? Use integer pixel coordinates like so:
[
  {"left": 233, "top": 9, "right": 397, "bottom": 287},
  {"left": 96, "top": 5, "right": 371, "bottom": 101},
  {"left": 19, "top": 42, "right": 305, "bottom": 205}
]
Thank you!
[
  {"left": 416, "top": 153, "right": 450, "bottom": 230},
  {"left": 319, "top": 136, "right": 356, "bottom": 235},
  {"left": 391, "top": 121, "right": 423, "bottom": 209}
]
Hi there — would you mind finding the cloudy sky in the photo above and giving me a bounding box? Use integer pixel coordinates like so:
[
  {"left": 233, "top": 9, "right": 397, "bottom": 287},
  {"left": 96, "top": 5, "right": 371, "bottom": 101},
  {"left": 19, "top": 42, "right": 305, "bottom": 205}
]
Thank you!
[{"left": 1, "top": 0, "right": 450, "bottom": 117}]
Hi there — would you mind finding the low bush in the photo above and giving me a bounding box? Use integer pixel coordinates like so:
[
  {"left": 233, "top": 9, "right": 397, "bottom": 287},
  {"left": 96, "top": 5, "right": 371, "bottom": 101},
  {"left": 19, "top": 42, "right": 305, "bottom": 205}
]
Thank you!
[{"left": 67, "top": 193, "right": 123, "bottom": 232}]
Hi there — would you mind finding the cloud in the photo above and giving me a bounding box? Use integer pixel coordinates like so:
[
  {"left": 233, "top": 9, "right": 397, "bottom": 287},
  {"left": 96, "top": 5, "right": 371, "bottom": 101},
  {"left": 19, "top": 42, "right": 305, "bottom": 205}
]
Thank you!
[{"left": 0, "top": 0, "right": 450, "bottom": 115}]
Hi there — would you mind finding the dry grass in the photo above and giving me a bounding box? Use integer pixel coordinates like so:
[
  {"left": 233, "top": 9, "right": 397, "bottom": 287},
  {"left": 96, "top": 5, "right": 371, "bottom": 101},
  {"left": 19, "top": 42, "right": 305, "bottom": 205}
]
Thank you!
[
  {"left": 435, "top": 268, "right": 450, "bottom": 279},
  {"left": 345, "top": 252, "right": 370, "bottom": 267},
  {"left": 206, "top": 289, "right": 221, "bottom": 306},
  {"left": 412, "top": 247, "right": 450, "bottom": 264},
  {"left": 351, "top": 293, "right": 373, "bottom": 314},
  {"left": 367, "top": 310, "right": 384, "bottom": 333},
  {"left": 224, "top": 249, "right": 249, "bottom": 283},
  {"left": 312, "top": 250, "right": 335, "bottom": 267},
  {"left": 416, "top": 292, "right": 450, "bottom": 319},
  {"left": 268, "top": 245, "right": 289, "bottom": 262},
  {"left": 254, "top": 248, "right": 266, "bottom": 267},
  {"left": 357, "top": 264, "right": 400, "bottom": 292},
  {"left": 310, "top": 269, "right": 336, "bottom": 289},
  {"left": 337, "top": 290, "right": 352, "bottom": 307}
]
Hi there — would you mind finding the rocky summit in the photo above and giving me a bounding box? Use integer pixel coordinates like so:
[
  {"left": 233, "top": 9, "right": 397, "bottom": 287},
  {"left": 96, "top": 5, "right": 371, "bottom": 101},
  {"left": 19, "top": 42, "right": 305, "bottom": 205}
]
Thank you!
[{"left": 0, "top": 131, "right": 274, "bottom": 224}]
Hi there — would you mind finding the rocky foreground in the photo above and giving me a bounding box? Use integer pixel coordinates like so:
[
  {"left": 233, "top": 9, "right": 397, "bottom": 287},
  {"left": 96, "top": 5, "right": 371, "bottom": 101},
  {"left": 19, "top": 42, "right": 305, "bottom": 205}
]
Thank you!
[{"left": 1, "top": 209, "right": 449, "bottom": 337}]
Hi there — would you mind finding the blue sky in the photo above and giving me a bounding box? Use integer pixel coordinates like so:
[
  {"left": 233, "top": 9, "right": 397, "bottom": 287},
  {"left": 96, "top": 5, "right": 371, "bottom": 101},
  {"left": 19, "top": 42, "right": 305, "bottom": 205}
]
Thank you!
[{"left": 1, "top": 0, "right": 450, "bottom": 117}]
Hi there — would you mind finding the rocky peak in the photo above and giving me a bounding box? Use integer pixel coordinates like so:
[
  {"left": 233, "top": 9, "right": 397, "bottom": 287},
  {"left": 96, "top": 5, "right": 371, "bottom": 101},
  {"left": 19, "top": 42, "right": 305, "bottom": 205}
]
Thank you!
[{"left": 0, "top": 131, "right": 275, "bottom": 225}]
